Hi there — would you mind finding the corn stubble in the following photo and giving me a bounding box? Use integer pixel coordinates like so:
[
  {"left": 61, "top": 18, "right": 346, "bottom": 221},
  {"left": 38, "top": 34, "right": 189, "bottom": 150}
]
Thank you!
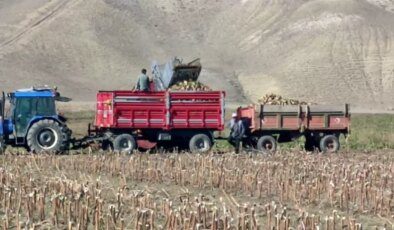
[{"left": 0, "top": 152, "right": 392, "bottom": 229}]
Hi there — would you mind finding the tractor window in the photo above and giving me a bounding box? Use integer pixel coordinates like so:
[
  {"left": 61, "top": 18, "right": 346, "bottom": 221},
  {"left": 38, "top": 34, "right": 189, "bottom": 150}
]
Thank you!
[
  {"left": 15, "top": 97, "right": 56, "bottom": 118},
  {"left": 18, "top": 98, "right": 32, "bottom": 117},
  {"left": 36, "top": 97, "right": 56, "bottom": 116},
  {"left": 14, "top": 97, "right": 56, "bottom": 137},
  {"left": 14, "top": 98, "right": 33, "bottom": 137}
]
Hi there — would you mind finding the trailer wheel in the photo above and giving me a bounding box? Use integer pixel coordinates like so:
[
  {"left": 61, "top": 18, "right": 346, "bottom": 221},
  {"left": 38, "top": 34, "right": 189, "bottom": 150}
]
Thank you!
[
  {"left": 257, "top": 135, "right": 277, "bottom": 154},
  {"left": 27, "top": 119, "right": 69, "bottom": 153},
  {"left": 189, "top": 133, "right": 212, "bottom": 153},
  {"left": 319, "top": 135, "right": 340, "bottom": 153},
  {"left": 113, "top": 134, "right": 136, "bottom": 153}
]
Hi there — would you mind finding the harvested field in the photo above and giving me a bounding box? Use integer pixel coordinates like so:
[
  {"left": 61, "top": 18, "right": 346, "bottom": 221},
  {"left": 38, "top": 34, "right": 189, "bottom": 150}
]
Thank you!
[{"left": 0, "top": 151, "right": 393, "bottom": 229}]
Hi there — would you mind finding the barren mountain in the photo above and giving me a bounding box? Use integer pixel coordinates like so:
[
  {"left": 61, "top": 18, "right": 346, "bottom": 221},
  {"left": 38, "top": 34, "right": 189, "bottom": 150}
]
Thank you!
[{"left": 0, "top": 0, "right": 393, "bottom": 111}]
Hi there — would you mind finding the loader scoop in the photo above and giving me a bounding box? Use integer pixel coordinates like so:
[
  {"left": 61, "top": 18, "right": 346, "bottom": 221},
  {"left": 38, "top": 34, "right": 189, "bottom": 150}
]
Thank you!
[{"left": 151, "top": 57, "right": 202, "bottom": 91}]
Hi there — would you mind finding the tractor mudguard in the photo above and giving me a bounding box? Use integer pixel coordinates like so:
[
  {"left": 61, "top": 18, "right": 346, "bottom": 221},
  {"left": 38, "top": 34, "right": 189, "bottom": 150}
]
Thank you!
[{"left": 22, "top": 115, "right": 63, "bottom": 139}]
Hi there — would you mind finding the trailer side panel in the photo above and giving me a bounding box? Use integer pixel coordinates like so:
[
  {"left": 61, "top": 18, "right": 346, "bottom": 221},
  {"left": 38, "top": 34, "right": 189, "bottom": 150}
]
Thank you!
[{"left": 95, "top": 91, "right": 224, "bottom": 131}]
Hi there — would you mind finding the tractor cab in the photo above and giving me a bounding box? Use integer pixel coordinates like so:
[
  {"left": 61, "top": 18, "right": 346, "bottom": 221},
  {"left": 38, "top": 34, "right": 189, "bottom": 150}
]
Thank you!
[
  {"left": 0, "top": 86, "right": 71, "bottom": 152},
  {"left": 9, "top": 88, "right": 59, "bottom": 139}
]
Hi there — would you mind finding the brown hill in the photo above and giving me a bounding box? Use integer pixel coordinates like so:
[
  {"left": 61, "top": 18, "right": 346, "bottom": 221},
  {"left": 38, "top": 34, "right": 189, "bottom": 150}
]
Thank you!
[{"left": 0, "top": 0, "right": 393, "bottom": 111}]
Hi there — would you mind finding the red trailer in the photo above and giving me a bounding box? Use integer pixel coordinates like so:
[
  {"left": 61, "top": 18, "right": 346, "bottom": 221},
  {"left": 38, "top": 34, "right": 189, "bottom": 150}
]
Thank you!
[
  {"left": 237, "top": 104, "right": 350, "bottom": 153},
  {"left": 91, "top": 90, "right": 225, "bottom": 152}
]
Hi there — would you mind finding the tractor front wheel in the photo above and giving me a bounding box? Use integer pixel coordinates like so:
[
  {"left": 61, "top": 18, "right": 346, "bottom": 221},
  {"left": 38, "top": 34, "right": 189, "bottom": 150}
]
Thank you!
[{"left": 27, "top": 119, "right": 69, "bottom": 153}]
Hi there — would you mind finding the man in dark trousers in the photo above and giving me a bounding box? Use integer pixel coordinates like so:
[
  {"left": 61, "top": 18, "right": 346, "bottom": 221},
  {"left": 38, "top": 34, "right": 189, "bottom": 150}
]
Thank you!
[
  {"left": 228, "top": 112, "right": 245, "bottom": 154},
  {"left": 136, "top": 69, "right": 150, "bottom": 91}
]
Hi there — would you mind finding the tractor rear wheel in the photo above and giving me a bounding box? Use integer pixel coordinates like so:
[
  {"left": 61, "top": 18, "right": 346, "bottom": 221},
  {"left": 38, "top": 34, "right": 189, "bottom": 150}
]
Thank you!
[
  {"left": 27, "top": 119, "right": 69, "bottom": 153},
  {"left": 113, "top": 134, "right": 136, "bottom": 153}
]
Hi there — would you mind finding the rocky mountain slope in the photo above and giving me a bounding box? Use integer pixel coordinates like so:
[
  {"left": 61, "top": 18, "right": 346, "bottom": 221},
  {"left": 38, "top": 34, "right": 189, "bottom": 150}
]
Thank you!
[{"left": 0, "top": 0, "right": 393, "bottom": 111}]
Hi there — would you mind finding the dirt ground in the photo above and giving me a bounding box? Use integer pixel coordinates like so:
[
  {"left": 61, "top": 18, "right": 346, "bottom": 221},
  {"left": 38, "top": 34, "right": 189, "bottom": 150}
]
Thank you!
[{"left": 0, "top": 0, "right": 393, "bottom": 111}]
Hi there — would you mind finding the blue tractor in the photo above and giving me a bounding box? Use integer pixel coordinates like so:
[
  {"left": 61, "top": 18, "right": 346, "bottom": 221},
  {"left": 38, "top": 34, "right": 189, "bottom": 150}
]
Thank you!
[{"left": 0, "top": 87, "right": 71, "bottom": 153}]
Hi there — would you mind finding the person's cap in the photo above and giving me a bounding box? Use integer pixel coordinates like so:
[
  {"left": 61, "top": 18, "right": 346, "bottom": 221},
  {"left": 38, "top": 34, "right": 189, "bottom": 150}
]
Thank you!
[{"left": 232, "top": 113, "right": 237, "bottom": 117}]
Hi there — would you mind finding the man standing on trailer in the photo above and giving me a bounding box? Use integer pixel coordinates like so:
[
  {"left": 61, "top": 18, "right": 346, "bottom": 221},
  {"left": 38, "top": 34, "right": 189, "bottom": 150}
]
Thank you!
[
  {"left": 228, "top": 112, "right": 245, "bottom": 154},
  {"left": 136, "top": 69, "right": 150, "bottom": 91}
]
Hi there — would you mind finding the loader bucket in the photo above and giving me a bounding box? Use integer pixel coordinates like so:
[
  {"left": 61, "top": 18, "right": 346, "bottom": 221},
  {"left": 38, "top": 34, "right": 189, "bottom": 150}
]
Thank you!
[
  {"left": 151, "top": 57, "right": 201, "bottom": 91},
  {"left": 169, "top": 63, "right": 201, "bottom": 87}
]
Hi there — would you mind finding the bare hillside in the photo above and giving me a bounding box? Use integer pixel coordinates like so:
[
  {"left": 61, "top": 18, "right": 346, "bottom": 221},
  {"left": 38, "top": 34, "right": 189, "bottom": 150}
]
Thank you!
[{"left": 0, "top": 0, "right": 393, "bottom": 111}]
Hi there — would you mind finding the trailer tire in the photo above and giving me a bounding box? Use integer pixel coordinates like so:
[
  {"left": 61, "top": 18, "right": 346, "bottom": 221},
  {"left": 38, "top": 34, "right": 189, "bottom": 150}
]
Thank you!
[
  {"left": 27, "top": 119, "right": 69, "bottom": 153},
  {"left": 319, "top": 135, "right": 340, "bottom": 153},
  {"left": 257, "top": 135, "right": 277, "bottom": 154},
  {"left": 113, "top": 134, "right": 136, "bottom": 153},
  {"left": 189, "top": 133, "right": 212, "bottom": 153}
]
